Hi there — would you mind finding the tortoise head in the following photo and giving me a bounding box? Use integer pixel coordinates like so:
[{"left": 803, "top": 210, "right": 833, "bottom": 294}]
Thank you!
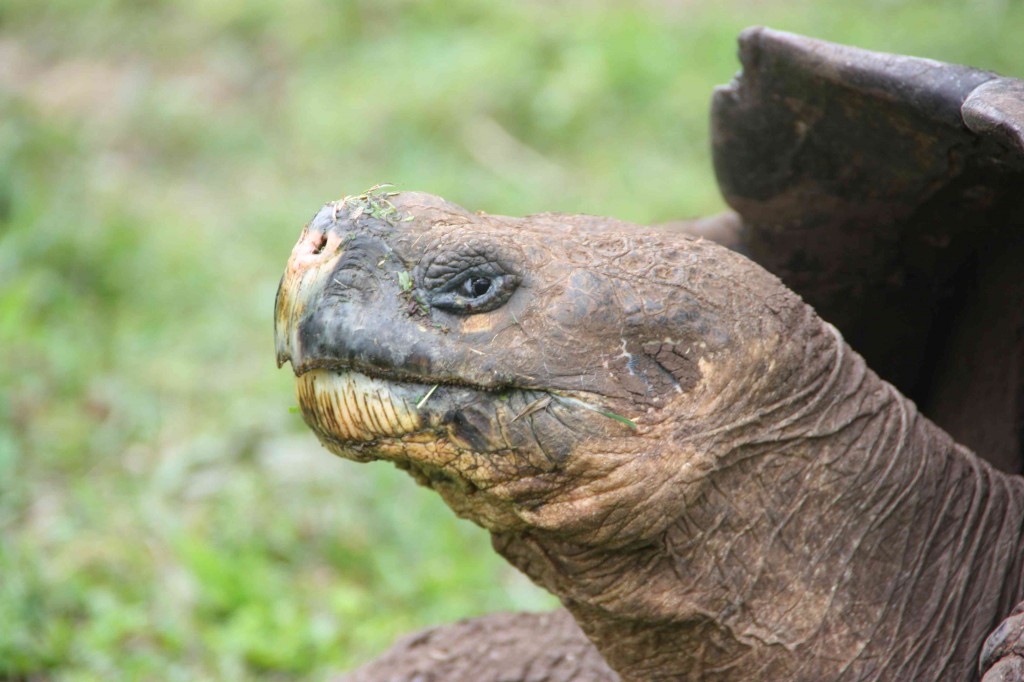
[{"left": 275, "top": 190, "right": 813, "bottom": 545}]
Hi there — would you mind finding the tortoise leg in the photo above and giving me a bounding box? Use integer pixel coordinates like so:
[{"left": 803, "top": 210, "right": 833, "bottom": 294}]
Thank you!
[
  {"left": 980, "top": 603, "right": 1024, "bottom": 681},
  {"left": 336, "top": 609, "right": 620, "bottom": 682}
]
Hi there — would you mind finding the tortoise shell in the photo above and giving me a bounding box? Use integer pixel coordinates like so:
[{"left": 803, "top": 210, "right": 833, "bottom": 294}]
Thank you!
[{"left": 711, "top": 27, "right": 1024, "bottom": 473}]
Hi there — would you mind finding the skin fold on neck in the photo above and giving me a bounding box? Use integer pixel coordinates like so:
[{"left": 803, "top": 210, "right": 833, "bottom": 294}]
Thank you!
[{"left": 494, "top": 310, "right": 1024, "bottom": 681}]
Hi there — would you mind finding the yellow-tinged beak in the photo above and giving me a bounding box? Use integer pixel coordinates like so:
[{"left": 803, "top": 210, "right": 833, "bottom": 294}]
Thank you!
[{"left": 274, "top": 221, "right": 349, "bottom": 370}]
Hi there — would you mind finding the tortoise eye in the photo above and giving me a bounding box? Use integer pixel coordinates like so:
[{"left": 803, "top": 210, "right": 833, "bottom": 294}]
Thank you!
[
  {"left": 429, "top": 271, "right": 517, "bottom": 315},
  {"left": 461, "top": 276, "right": 493, "bottom": 299},
  {"left": 420, "top": 244, "right": 521, "bottom": 316}
]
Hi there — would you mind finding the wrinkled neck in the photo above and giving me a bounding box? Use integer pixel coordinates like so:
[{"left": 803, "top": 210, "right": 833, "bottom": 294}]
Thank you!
[
  {"left": 494, "top": 318, "right": 1024, "bottom": 681},
  {"left": 687, "top": 325, "right": 1024, "bottom": 680}
]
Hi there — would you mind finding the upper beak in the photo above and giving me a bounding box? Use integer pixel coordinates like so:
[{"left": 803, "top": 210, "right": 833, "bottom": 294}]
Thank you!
[{"left": 274, "top": 206, "right": 351, "bottom": 371}]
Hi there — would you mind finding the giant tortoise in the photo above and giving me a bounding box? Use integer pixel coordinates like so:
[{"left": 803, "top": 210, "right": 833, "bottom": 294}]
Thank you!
[{"left": 274, "top": 28, "right": 1024, "bottom": 682}]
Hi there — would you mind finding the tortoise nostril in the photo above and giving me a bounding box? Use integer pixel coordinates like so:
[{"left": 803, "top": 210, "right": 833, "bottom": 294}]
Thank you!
[
  {"left": 288, "top": 229, "right": 341, "bottom": 270},
  {"left": 312, "top": 234, "right": 327, "bottom": 255}
]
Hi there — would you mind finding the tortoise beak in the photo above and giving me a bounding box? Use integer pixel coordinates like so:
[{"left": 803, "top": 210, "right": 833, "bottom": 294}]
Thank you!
[{"left": 274, "top": 207, "right": 350, "bottom": 371}]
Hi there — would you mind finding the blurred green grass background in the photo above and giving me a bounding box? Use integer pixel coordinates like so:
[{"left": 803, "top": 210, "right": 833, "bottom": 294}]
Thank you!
[{"left": 1, "top": 1, "right": 1021, "bottom": 679}]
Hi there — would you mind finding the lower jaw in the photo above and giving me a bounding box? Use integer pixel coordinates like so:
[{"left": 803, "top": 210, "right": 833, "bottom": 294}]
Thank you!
[
  {"left": 292, "top": 367, "right": 577, "bottom": 496},
  {"left": 295, "top": 368, "right": 427, "bottom": 444},
  {"left": 293, "top": 368, "right": 515, "bottom": 466}
]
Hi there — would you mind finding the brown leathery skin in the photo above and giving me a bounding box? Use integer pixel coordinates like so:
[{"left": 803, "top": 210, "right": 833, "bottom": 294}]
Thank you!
[
  {"left": 335, "top": 610, "right": 621, "bottom": 682},
  {"left": 276, "top": 191, "right": 1024, "bottom": 681}
]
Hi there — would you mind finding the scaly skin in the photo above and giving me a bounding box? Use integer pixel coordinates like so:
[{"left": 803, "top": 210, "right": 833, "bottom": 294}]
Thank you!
[
  {"left": 337, "top": 610, "right": 620, "bottom": 682},
  {"left": 275, "top": 190, "right": 1024, "bottom": 681}
]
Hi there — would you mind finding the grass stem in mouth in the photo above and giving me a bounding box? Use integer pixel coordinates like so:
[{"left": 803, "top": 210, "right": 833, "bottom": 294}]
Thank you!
[
  {"left": 551, "top": 394, "right": 638, "bottom": 430},
  {"left": 511, "top": 395, "right": 552, "bottom": 423},
  {"left": 416, "top": 384, "right": 440, "bottom": 409}
]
